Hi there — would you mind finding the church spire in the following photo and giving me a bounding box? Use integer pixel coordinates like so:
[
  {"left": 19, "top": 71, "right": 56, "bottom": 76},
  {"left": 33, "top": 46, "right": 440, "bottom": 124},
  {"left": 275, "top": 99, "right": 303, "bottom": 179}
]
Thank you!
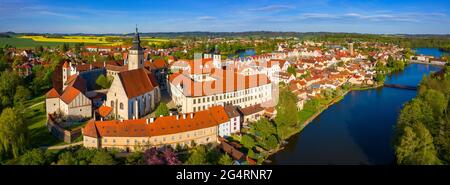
[{"left": 131, "top": 25, "right": 141, "bottom": 50}]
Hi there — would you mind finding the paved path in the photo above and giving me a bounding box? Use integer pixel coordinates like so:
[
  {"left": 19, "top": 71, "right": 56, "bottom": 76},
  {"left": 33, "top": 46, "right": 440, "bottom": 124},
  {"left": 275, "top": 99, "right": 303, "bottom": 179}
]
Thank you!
[
  {"left": 42, "top": 141, "right": 83, "bottom": 150},
  {"left": 27, "top": 101, "right": 44, "bottom": 109}
]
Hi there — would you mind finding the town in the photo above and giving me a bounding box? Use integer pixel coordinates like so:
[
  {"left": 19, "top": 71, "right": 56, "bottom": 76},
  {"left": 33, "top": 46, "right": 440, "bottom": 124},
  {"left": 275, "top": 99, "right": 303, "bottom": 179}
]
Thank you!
[{"left": 3, "top": 24, "right": 448, "bottom": 165}]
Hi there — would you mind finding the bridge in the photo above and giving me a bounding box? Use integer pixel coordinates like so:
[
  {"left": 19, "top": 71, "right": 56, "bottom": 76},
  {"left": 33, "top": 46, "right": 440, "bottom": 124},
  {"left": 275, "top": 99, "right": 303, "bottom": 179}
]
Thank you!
[{"left": 383, "top": 84, "right": 418, "bottom": 91}]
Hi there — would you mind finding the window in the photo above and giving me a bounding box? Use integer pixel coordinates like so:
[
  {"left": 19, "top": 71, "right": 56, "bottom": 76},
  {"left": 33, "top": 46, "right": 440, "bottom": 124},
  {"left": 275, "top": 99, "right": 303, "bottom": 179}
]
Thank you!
[
  {"left": 193, "top": 107, "right": 196, "bottom": 112},
  {"left": 120, "top": 103, "right": 124, "bottom": 110},
  {"left": 193, "top": 99, "right": 196, "bottom": 104},
  {"left": 110, "top": 101, "right": 114, "bottom": 107}
]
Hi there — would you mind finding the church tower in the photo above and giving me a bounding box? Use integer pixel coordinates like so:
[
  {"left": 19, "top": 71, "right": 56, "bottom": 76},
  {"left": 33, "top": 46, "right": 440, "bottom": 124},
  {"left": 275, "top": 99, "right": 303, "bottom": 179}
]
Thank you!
[{"left": 128, "top": 27, "right": 144, "bottom": 70}]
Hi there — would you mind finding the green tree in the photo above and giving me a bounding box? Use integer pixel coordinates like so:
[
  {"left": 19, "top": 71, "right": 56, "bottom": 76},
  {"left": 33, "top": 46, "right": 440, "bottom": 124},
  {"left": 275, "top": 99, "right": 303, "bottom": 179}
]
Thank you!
[
  {"left": 185, "top": 145, "right": 208, "bottom": 165},
  {"left": 60, "top": 43, "right": 69, "bottom": 52},
  {"left": 18, "top": 149, "right": 47, "bottom": 165},
  {"left": 250, "top": 118, "right": 276, "bottom": 139},
  {"left": 218, "top": 154, "right": 233, "bottom": 165},
  {"left": 125, "top": 152, "right": 145, "bottom": 165},
  {"left": 90, "top": 150, "right": 116, "bottom": 165},
  {"left": 240, "top": 135, "right": 256, "bottom": 149},
  {"left": 397, "top": 99, "right": 434, "bottom": 131},
  {"left": 13, "top": 86, "right": 31, "bottom": 105},
  {"left": 56, "top": 152, "right": 77, "bottom": 165},
  {"left": 265, "top": 135, "right": 279, "bottom": 150},
  {"left": 0, "top": 108, "right": 28, "bottom": 159},
  {"left": 155, "top": 103, "right": 170, "bottom": 117},
  {"left": 0, "top": 70, "right": 21, "bottom": 108},
  {"left": 95, "top": 74, "right": 112, "bottom": 89},
  {"left": 396, "top": 126, "right": 419, "bottom": 164},
  {"left": 35, "top": 45, "right": 44, "bottom": 54},
  {"left": 374, "top": 73, "right": 386, "bottom": 83},
  {"left": 274, "top": 88, "right": 299, "bottom": 139},
  {"left": 287, "top": 66, "right": 296, "bottom": 76},
  {"left": 420, "top": 89, "right": 446, "bottom": 118}
]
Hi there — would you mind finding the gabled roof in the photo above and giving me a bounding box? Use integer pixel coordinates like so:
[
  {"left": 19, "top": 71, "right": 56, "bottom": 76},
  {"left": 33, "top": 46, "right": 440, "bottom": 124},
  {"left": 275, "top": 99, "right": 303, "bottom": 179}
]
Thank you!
[
  {"left": 59, "top": 86, "right": 81, "bottom": 104},
  {"left": 98, "top": 105, "right": 113, "bottom": 118},
  {"left": 83, "top": 120, "right": 99, "bottom": 138},
  {"left": 153, "top": 58, "right": 168, "bottom": 69},
  {"left": 66, "top": 74, "right": 87, "bottom": 93},
  {"left": 118, "top": 68, "right": 159, "bottom": 98},
  {"left": 46, "top": 88, "right": 60, "bottom": 99}
]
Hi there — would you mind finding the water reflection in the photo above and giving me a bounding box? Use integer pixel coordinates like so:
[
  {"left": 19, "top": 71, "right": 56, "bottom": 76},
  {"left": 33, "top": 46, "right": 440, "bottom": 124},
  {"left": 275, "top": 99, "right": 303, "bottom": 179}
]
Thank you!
[{"left": 269, "top": 64, "right": 441, "bottom": 165}]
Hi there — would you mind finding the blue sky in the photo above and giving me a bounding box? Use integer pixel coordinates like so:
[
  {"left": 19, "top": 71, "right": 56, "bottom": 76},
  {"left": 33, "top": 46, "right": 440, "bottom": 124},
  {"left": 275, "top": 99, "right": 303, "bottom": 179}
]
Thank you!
[{"left": 1, "top": 0, "right": 449, "bottom": 34}]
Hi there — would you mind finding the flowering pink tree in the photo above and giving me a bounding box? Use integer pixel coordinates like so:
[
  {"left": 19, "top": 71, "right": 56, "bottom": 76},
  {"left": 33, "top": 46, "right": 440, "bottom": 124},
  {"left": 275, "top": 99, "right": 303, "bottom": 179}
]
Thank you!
[{"left": 144, "top": 147, "right": 180, "bottom": 165}]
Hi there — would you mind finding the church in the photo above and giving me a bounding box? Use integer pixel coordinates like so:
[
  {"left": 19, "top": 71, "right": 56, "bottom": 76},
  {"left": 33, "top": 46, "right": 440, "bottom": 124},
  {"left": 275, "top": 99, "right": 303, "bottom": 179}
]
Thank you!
[{"left": 105, "top": 27, "right": 161, "bottom": 120}]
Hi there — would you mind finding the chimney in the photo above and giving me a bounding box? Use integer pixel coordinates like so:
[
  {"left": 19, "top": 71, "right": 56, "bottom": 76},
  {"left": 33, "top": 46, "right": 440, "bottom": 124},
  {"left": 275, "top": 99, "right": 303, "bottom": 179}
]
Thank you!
[
  {"left": 183, "top": 114, "right": 186, "bottom": 119},
  {"left": 120, "top": 119, "right": 123, "bottom": 122},
  {"left": 150, "top": 117, "right": 154, "bottom": 123},
  {"left": 160, "top": 115, "right": 163, "bottom": 117},
  {"left": 146, "top": 119, "right": 149, "bottom": 124},
  {"left": 176, "top": 115, "right": 179, "bottom": 120},
  {"left": 190, "top": 113, "right": 194, "bottom": 119},
  {"left": 100, "top": 117, "right": 103, "bottom": 121},
  {"left": 170, "top": 112, "right": 173, "bottom": 116}
]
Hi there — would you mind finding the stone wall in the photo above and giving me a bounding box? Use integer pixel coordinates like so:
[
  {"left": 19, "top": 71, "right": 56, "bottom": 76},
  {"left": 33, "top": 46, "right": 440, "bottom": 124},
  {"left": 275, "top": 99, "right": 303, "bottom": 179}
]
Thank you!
[{"left": 47, "top": 114, "right": 83, "bottom": 143}]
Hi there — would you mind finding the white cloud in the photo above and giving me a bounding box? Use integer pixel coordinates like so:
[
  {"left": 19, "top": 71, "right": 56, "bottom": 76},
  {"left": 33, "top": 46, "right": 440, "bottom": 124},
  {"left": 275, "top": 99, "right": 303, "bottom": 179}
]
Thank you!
[
  {"left": 249, "top": 5, "right": 295, "bottom": 12},
  {"left": 38, "top": 11, "right": 79, "bottom": 19},
  {"left": 197, "top": 16, "right": 216, "bottom": 21}
]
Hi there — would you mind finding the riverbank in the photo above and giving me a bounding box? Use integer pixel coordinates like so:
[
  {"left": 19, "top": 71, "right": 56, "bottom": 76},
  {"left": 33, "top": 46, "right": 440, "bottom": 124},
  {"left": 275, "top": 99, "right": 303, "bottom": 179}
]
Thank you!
[{"left": 262, "top": 83, "right": 382, "bottom": 163}]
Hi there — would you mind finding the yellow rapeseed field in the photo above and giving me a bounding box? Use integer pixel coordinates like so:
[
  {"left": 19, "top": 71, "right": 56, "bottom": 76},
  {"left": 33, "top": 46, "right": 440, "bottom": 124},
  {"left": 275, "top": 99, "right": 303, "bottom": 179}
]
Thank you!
[
  {"left": 18, "top": 35, "right": 169, "bottom": 46},
  {"left": 19, "top": 35, "right": 111, "bottom": 44}
]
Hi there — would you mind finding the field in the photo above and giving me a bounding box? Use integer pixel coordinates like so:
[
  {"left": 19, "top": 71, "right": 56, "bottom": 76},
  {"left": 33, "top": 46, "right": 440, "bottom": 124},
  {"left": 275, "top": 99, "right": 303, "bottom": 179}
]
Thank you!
[
  {"left": 20, "top": 35, "right": 110, "bottom": 44},
  {"left": 0, "top": 37, "right": 63, "bottom": 48},
  {"left": 0, "top": 35, "right": 170, "bottom": 48}
]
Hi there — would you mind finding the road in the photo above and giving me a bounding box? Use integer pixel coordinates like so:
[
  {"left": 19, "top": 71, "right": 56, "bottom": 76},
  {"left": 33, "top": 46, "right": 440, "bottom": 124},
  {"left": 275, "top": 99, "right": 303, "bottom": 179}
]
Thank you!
[{"left": 41, "top": 141, "right": 83, "bottom": 150}]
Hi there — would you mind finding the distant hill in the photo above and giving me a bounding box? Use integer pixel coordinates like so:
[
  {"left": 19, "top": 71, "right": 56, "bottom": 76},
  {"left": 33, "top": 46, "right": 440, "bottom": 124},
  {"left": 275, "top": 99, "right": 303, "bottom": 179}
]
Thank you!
[{"left": 2, "top": 31, "right": 449, "bottom": 39}]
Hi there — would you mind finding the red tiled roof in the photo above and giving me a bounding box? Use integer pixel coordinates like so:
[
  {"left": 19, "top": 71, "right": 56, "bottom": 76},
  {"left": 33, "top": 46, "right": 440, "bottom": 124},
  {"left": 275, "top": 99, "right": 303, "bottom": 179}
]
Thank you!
[
  {"left": 153, "top": 58, "right": 168, "bottom": 69},
  {"left": 62, "top": 61, "right": 69, "bottom": 68},
  {"left": 59, "top": 86, "right": 81, "bottom": 104},
  {"left": 46, "top": 88, "right": 60, "bottom": 98},
  {"left": 98, "top": 105, "right": 113, "bottom": 118},
  {"left": 118, "top": 68, "right": 159, "bottom": 98},
  {"left": 239, "top": 104, "right": 265, "bottom": 116},
  {"left": 105, "top": 64, "right": 127, "bottom": 72},
  {"left": 83, "top": 106, "right": 229, "bottom": 138}
]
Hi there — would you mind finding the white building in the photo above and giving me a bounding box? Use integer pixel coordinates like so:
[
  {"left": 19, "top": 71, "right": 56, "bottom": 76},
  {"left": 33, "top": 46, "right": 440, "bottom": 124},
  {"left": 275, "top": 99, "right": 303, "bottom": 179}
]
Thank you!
[{"left": 169, "top": 68, "right": 273, "bottom": 114}]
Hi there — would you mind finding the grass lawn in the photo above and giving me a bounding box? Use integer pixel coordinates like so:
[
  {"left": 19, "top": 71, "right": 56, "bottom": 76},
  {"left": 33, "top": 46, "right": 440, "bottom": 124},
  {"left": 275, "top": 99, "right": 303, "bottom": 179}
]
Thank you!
[
  {"left": 24, "top": 96, "right": 63, "bottom": 147},
  {"left": 24, "top": 95, "right": 45, "bottom": 108},
  {"left": 298, "top": 110, "right": 316, "bottom": 123}
]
